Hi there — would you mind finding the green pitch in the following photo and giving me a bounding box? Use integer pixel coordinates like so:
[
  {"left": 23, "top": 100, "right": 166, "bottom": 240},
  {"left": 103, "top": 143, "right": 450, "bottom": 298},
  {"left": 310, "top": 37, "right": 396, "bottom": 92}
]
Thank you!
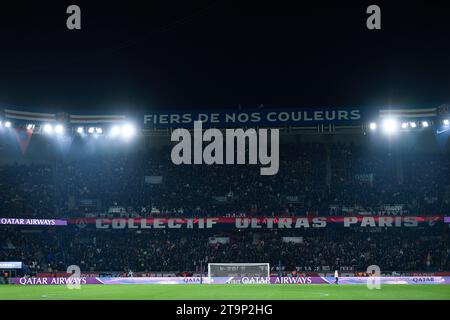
[{"left": 0, "top": 284, "right": 450, "bottom": 300}]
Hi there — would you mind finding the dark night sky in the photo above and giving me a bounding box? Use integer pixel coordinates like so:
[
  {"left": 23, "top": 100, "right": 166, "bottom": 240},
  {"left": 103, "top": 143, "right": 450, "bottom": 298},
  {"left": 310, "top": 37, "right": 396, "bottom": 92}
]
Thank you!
[{"left": 0, "top": 0, "right": 449, "bottom": 113}]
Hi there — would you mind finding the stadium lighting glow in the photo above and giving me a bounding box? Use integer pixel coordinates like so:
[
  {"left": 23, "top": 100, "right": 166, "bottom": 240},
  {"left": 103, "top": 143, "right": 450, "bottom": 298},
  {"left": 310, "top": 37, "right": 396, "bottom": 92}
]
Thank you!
[
  {"left": 77, "top": 127, "right": 84, "bottom": 134},
  {"left": 43, "top": 124, "right": 53, "bottom": 134},
  {"left": 5, "top": 121, "right": 12, "bottom": 128},
  {"left": 55, "top": 124, "right": 64, "bottom": 134},
  {"left": 369, "top": 122, "right": 377, "bottom": 130},
  {"left": 122, "top": 124, "right": 136, "bottom": 138},
  {"left": 410, "top": 122, "right": 417, "bottom": 128},
  {"left": 95, "top": 127, "right": 103, "bottom": 134},
  {"left": 88, "top": 127, "right": 95, "bottom": 134},
  {"left": 26, "top": 124, "right": 35, "bottom": 130},
  {"left": 422, "top": 121, "right": 429, "bottom": 128},
  {"left": 382, "top": 119, "right": 398, "bottom": 134},
  {"left": 443, "top": 119, "right": 449, "bottom": 126},
  {"left": 110, "top": 125, "right": 121, "bottom": 137},
  {"left": 401, "top": 122, "right": 409, "bottom": 129}
]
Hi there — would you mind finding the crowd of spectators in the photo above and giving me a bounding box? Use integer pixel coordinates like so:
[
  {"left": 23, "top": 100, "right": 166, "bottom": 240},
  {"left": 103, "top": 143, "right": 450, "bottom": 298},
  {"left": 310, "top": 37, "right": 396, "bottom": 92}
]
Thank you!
[
  {"left": 1, "top": 226, "right": 449, "bottom": 273},
  {"left": 1, "top": 142, "right": 449, "bottom": 218},
  {"left": 0, "top": 164, "right": 55, "bottom": 217},
  {"left": 1, "top": 140, "right": 450, "bottom": 274}
]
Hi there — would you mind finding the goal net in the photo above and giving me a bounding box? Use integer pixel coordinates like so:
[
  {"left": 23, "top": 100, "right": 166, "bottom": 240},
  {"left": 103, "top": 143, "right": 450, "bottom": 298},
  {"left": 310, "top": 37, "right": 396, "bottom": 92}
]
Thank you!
[{"left": 207, "top": 263, "right": 270, "bottom": 278}]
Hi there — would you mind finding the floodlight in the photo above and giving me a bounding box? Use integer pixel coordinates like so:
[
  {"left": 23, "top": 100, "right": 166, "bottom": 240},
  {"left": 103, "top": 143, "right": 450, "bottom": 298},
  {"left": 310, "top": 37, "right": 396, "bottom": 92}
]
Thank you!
[
  {"left": 422, "top": 121, "right": 429, "bottom": 128},
  {"left": 88, "top": 127, "right": 95, "bottom": 134},
  {"left": 122, "top": 124, "right": 136, "bottom": 138},
  {"left": 410, "top": 122, "right": 417, "bottom": 128},
  {"left": 369, "top": 122, "right": 377, "bottom": 130},
  {"left": 95, "top": 127, "right": 103, "bottom": 134},
  {"left": 443, "top": 119, "right": 449, "bottom": 126},
  {"left": 43, "top": 124, "right": 53, "bottom": 133},
  {"left": 5, "top": 121, "right": 12, "bottom": 128},
  {"left": 401, "top": 122, "right": 409, "bottom": 129},
  {"left": 382, "top": 119, "right": 398, "bottom": 134},
  {"left": 77, "top": 127, "right": 84, "bottom": 134},
  {"left": 55, "top": 124, "right": 64, "bottom": 134},
  {"left": 26, "top": 124, "right": 35, "bottom": 130},
  {"left": 110, "top": 126, "right": 121, "bottom": 137}
]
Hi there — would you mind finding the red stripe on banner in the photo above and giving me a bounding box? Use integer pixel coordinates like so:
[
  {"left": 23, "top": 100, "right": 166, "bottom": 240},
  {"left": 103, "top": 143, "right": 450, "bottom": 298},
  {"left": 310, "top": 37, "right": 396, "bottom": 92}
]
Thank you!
[
  {"left": 68, "top": 215, "right": 445, "bottom": 225},
  {"left": 70, "top": 117, "right": 125, "bottom": 121},
  {"left": 379, "top": 111, "right": 436, "bottom": 116},
  {"left": 6, "top": 111, "right": 56, "bottom": 120}
]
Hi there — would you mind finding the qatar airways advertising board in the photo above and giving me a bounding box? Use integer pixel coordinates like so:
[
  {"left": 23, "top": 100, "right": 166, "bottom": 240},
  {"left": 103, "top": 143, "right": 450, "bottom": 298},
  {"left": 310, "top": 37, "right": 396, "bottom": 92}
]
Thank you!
[
  {"left": 12, "top": 276, "right": 450, "bottom": 285},
  {"left": 0, "top": 218, "right": 67, "bottom": 226}
]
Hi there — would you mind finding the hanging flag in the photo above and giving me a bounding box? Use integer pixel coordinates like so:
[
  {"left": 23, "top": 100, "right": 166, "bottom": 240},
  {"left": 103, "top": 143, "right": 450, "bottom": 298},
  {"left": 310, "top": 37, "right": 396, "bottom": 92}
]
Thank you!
[{"left": 14, "top": 128, "right": 33, "bottom": 154}]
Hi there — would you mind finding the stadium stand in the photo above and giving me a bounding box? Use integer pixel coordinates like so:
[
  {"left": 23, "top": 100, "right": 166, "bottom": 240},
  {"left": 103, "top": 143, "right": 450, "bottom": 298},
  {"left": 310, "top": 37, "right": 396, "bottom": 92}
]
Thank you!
[
  {"left": 1, "top": 133, "right": 449, "bottom": 275},
  {"left": 0, "top": 142, "right": 449, "bottom": 217}
]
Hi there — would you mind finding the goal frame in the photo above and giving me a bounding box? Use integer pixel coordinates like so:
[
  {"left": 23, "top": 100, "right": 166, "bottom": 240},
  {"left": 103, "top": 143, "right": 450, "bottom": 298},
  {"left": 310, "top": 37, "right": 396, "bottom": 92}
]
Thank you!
[{"left": 207, "top": 262, "right": 270, "bottom": 278}]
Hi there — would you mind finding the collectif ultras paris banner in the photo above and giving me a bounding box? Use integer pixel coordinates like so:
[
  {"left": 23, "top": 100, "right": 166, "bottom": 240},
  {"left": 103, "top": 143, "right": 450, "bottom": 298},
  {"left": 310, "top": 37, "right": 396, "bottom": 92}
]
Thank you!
[
  {"left": 88, "top": 216, "right": 445, "bottom": 229},
  {"left": 1, "top": 216, "right": 447, "bottom": 229}
]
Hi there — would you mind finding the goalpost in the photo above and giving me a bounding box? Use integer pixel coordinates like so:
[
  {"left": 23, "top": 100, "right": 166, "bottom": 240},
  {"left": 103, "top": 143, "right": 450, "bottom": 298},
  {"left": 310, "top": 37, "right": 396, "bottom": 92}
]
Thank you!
[{"left": 207, "top": 263, "right": 270, "bottom": 278}]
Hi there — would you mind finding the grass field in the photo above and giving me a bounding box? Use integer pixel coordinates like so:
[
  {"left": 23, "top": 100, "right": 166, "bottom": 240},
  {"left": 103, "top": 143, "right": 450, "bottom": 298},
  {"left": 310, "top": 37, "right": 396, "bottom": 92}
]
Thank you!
[{"left": 0, "top": 284, "right": 449, "bottom": 300}]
